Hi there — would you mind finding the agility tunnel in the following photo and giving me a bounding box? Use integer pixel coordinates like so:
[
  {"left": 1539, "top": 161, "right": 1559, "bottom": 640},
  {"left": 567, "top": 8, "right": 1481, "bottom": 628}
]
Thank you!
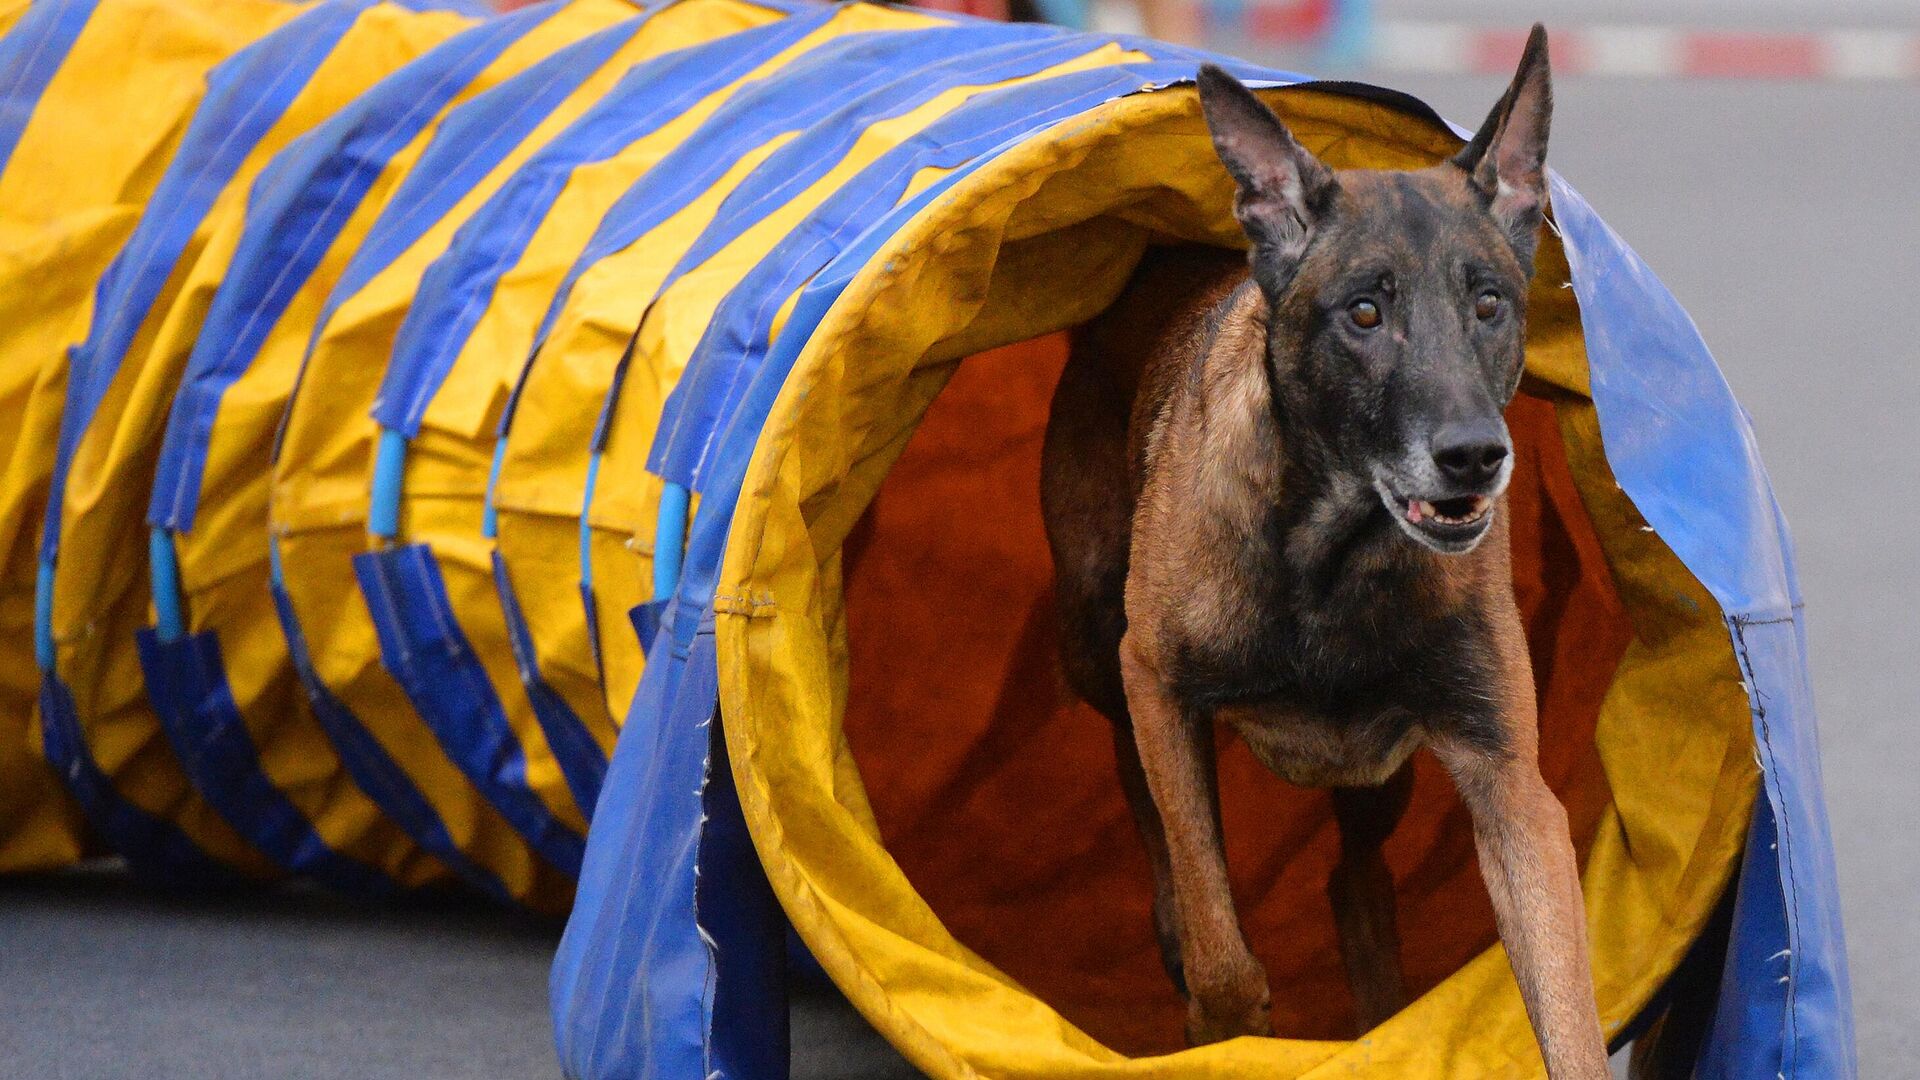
[{"left": 0, "top": 0, "right": 1851, "bottom": 1075}]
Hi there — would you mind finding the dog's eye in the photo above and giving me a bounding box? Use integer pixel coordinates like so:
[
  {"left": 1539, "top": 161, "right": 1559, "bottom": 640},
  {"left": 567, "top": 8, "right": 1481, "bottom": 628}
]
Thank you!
[
  {"left": 1348, "top": 299, "right": 1381, "bottom": 329},
  {"left": 1474, "top": 291, "right": 1502, "bottom": 321}
]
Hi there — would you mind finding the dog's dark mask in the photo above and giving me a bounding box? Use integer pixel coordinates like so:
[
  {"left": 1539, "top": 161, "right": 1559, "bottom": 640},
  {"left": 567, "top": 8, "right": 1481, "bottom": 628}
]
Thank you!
[{"left": 1197, "top": 29, "right": 1553, "bottom": 555}]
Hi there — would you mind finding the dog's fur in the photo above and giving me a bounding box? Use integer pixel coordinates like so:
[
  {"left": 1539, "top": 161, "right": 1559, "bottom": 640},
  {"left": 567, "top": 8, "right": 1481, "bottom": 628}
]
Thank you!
[{"left": 1039, "top": 28, "right": 1609, "bottom": 1077}]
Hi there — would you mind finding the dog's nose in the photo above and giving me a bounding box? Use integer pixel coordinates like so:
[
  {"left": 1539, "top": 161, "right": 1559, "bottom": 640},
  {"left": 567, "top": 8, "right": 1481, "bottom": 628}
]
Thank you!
[{"left": 1431, "top": 423, "right": 1509, "bottom": 487}]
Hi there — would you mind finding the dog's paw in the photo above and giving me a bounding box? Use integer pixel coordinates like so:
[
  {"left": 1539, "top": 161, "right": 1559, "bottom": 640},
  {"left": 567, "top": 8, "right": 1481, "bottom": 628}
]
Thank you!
[
  {"left": 1185, "top": 997, "right": 1274, "bottom": 1045},
  {"left": 1182, "top": 959, "right": 1274, "bottom": 1045}
]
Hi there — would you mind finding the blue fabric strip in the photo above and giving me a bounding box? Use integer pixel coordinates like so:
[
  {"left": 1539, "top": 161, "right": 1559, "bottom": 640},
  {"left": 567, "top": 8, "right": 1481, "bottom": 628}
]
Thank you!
[
  {"left": 642, "top": 58, "right": 1249, "bottom": 597},
  {"left": 668, "top": 63, "right": 1240, "bottom": 617},
  {"left": 552, "top": 596, "right": 706, "bottom": 1078},
  {"left": 692, "top": 690, "right": 790, "bottom": 1080},
  {"left": 136, "top": 628, "right": 399, "bottom": 896},
  {"left": 29, "top": 0, "right": 372, "bottom": 872},
  {"left": 347, "top": 10, "right": 650, "bottom": 323},
  {"left": 385, "top": 8, "right": 841, "bottom": 442},
  {"left": 581, "top": 581, "right": 611, "bottom": 687},
  {"left": 498, "top": 18, "right": 1013, "bottom": 439},
  {"left": 145, "top": 0, "right": 562, "bottom": 532},
  {"left": 1553, "top": 173, "right": 1853, "bottom": 1076},
  {"left": 38, "top": 675, "right": 239, "bottom": 886},
  {"left": 494, "top": 550, "right": 607, "bottom": 815},
  {"left": 628, "top": 597, "right": 668, "bottom": 660},
  {"left": 42, "top": 0, "right": 369, "bottom": 561},
  {"left": 570, "top": 27, "right": 1106, "bottom": 617},
  {"left": 612, "top": 26, "right": 1088, "bottom": 457},
  {"left": 353, "top": 543, "right": 586, "bottom": 876},
  {"left": 267, "top": 539, "right": 512, "bottom": 901},
  {"left": 653, "top": 55, "right": 1247, "bottom": 491},
  {"left": 0, "top": 0, "right": 98, "bottom": 180}
]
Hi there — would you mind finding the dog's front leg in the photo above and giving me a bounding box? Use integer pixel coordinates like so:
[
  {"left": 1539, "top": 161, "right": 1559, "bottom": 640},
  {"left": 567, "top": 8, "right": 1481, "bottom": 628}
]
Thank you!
[
  {"left": 1118, "top": 635, "right": 1271, "bottom": 1044},
  {"left": 1432, "top": 630, "right": 1608, "bottom": 1078}
]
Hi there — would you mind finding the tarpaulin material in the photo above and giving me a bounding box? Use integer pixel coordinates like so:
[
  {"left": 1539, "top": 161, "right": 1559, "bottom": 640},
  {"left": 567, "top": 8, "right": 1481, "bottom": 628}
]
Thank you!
[{"left": 0, "top": 0, "right": 1850, "bottom": 1077}]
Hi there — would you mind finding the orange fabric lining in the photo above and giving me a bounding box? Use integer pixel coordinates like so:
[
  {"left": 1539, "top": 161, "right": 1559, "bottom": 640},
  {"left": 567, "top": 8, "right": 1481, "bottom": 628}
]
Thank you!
[{"left": 841, "top": 331, "right": 1631, "bottom": 1053}]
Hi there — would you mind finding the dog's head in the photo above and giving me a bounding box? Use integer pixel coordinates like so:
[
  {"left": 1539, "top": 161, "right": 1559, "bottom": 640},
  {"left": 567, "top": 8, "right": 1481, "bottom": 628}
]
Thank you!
[{"left": 1197, "top": 28, "right": 1552, "bottom": 555}]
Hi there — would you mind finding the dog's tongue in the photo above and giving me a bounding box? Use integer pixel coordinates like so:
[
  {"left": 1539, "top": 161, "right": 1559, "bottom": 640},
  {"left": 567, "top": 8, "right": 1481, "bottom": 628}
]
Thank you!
[{"left": 1406, "top": 499, "right": 1424, "bottom": 524}]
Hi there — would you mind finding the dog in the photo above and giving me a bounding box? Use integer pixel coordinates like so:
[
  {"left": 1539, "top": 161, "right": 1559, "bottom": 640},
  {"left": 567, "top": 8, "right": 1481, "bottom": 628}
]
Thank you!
[{"left": 1039, "top": 27, "right": 1609, "bottom": 1077}]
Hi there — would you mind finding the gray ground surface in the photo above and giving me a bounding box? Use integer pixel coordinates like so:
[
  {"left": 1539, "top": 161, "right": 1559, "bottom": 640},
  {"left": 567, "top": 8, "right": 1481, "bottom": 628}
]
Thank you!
[{"left": 2, "top": 70, "right": 1911, "bottom": 1080}]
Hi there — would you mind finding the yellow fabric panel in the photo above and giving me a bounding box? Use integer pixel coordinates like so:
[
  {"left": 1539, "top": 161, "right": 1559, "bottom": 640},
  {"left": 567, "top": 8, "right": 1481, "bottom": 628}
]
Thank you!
[
  {"left": 274, "top": 525, "right": 575, "bottom": 911},
  {"left": 232, "top": 1, "right": 647, "bottom": 883},
  {"left": 610, "top": 39, "right": 1149, "bottom": 535},
  {"left": 47, "top": 1, "right": 479, "bottom": 890},
  {"left": 0, "top": 0, "right": 307, "bottom": 872},
  {"left": 243, "top": 0, "right": 764, "bottom": 837},
  {"left": 542, "top": 32, "right": 1154, "bottom": 743},
  {"left": 0, "top": 0, "right": 299, "bottom": 238},
  {"left": 0, "top": 0, "right": 28, "bottom": 38},
  {"left": 488, "top": 1, "right": 945, "bottom": 731},
  {"left": 185, "top": 557, "right": 451, "bottom": 888},
  {"left": 480, "top": 0, "right": 947, "bottom": 519},
  {"left": 1554, "top": 398, "right": 1756, "bottom": 1021},
  {"left": 359, "top": 0, "right": 802, "bottom": 813},
  {"left": 268, "top": 0, "right": 637, "bottom": 531},
  {"left": 493, "top": 512, "right": 619, "bottom": 749},
  {"left": 714, "top": 84, "right": 1754, "bottom": 1077},
  {"left": 407, "top": 0, "right": 789, "bottom": 445}
]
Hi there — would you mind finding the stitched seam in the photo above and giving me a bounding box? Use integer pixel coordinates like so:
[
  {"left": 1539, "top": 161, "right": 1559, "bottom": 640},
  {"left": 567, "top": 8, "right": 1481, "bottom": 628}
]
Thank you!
[
  {"left": 0, "top": 0, "right": 67, "bottom": 117},
  {"left": 1732, "top": 614, "right": 1801, "bottom": 1077}
]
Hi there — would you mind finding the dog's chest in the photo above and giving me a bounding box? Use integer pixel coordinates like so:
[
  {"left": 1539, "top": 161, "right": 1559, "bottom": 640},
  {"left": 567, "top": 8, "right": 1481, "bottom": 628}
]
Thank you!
[
  {"left": 1167, "top": 561, "right": 1494, "bottom": 788},
  {"left": 1219, "top": 702, "right": 1424, "bottom": 788}
]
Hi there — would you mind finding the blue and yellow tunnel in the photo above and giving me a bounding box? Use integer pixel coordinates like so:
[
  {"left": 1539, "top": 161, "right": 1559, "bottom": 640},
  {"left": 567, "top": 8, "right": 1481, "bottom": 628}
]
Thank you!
[{"left": 0, "top": 0, "right": 1851, "bottom": 1076}]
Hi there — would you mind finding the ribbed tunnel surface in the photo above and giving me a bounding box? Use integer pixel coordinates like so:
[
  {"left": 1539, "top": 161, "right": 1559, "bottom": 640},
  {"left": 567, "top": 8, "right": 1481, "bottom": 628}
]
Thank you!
[{"left": 0, "top": 0, "right": 1849, "bottom": 1076}]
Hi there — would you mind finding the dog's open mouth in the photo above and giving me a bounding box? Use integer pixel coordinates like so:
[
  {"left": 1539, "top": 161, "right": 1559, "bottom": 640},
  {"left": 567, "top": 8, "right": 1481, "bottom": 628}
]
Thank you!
[
  {"left": 1375, "top": 482, "right": 1497, "bottom": 552},
  {"left": 1407, "top": 495, "right": 1491, "bottom": 529}
]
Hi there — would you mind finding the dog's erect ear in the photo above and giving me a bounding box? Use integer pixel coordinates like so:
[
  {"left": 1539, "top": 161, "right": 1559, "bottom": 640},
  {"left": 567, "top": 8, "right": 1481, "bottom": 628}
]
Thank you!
[
  {"left": 1453, "top": 25, "right": 1552, "bottom": 265},
  {"left": 1198, "top": 64, "right": 1336, "bottom": 286}
]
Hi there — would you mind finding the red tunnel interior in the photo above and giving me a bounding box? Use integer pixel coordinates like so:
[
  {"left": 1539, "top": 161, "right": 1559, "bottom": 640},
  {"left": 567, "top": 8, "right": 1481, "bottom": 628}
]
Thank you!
[{"left": 841, "top": 331, "right": 1632, "bottom": 1053}]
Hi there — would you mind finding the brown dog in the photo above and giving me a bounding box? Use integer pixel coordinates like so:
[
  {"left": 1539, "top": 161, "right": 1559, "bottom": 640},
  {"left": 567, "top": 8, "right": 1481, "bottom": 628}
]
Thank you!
[{"left": 1039, "top": 27, "right": 1609, "bottom": 1077}]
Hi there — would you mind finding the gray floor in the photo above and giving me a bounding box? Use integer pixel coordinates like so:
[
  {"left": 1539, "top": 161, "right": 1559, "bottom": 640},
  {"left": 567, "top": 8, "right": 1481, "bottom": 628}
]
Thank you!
[
  {"left": 0, "top": 866, "right": 915, "bottom": 1080},
  {"left": 2, "top": 68, "right": 1911, "bottom": 1080}
]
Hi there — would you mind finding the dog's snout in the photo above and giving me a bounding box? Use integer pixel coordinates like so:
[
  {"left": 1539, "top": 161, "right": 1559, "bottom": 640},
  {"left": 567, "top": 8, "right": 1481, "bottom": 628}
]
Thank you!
[{"left": 1430, "top": 422, "right": 1509, "bottom": 487}]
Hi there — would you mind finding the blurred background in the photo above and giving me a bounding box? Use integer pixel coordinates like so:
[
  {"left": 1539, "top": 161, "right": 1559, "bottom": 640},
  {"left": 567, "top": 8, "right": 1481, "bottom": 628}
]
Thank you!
[{"left": 3, "top": 1, "right": 1912, "bottom": 1077}]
